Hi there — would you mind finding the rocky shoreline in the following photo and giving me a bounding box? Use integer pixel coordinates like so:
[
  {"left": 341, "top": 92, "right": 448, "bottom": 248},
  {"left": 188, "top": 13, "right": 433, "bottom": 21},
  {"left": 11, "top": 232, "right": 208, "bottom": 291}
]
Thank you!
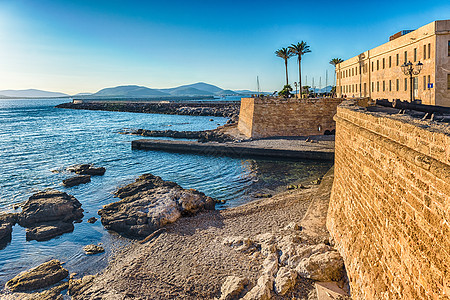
[
  {"left": 0, "top": 167, "right": 348, "bottom": 299},
  {"left": 55, "top": 101, "right": 240, "bottom": 121},
  {"left": 64, "top": 167, "right": 348, "bottom": 299},
  {"left": 120, "top": 127, "right": 239, "bottom": 143}
]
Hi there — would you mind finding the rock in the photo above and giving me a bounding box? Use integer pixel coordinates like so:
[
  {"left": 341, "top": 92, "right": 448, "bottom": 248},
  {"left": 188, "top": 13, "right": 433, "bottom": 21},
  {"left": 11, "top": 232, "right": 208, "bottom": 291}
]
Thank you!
[
  {"left": 35, "top": 281, "right": 69, "bottom": 300},
  {"left": 284, "top": 222, "right": 301, "bottom": 231},
  {"left": 262, "top": 253, "right": 279, "bottom": 277},
  {"left": 219, "top": 276, "right": 249, "bottom": 300},
  {"left": 18, "top": 190, "right": 83, "bottom": 241},
  {"left": 83, "top": 244, "right": 105, "bottom": 255},
  {"left": 0, "top": 213, "right": 19, "bottom": 225},
  {"left": 63, "top": 175, "right": 91, "bottom": 187},
  {"left": 223, "top": 236, "right": 257, "bottom": 253},
  {"left": 274, "top": 267, "right": 298, "bottom": 295},
  {"left": 0, "top": 223, "right": 13, "bottom": 243},
  {"left": 69, "top": 275, "right": 96, "bottom": 297},
  {"left": 0, "top": 213, "right": 18, "bottom": 243},
  {"left": 26, "top": 221, "right": 74, "bottom": 241},
  {"left": 254, "top": 193, "right": 272, "bottom": 198},
  {"left": 19, "top": 190, "right": 83, "bottom": 227},
  {"left": 98, "top": 174, "right": 216, "bottom": 237},
  {"left": 242, "top": 274, "right": 273, "bottom": 300},
  {"left": 68, "top": 164, "right": 106, "bottom": 176},
  {"left": 87, "top": 217, "right": 97, "bottom": 224},
  {"left": 6, "top": 260, "right": 69, "bottom": 292},
  {"left": 296, "top": 250, "right": 345, "bottom": 282}
]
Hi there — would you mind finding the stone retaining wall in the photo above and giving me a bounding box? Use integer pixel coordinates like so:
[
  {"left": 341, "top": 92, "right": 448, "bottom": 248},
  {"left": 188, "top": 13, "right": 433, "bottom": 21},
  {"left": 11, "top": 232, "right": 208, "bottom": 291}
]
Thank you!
[
  {"left": 327, "top": 101, "right": 449, "bottom": 299},
  {"left": 237, "top": 97, "right": 343, "bottom": 138}
]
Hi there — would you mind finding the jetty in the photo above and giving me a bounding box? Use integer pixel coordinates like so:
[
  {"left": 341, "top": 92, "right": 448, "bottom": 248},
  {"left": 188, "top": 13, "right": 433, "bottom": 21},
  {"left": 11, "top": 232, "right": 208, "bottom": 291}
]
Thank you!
[{"left": 131, "top": 136, "right": 335, "bottom": 160}]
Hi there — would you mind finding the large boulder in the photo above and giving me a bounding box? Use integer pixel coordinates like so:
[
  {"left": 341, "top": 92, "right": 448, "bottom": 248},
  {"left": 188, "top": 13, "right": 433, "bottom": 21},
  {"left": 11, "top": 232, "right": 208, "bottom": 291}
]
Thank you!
[
  {"left": 18, "top": 190, "right": 83, "bottom": 241},
  {"left": 5, "top": 260, "right": 69, "bottom": 292},
  {"left": 295, "top": 250, "right": 345, "bottom": 282},
  {"left": 220, "top": 276, "right": 249, "bottom": 300},
  {"left": 98, "top": 174, "right": 216, "bottom": 237},
  {"left": 19, "top": 190, "right": 83, "bottom": 227}
]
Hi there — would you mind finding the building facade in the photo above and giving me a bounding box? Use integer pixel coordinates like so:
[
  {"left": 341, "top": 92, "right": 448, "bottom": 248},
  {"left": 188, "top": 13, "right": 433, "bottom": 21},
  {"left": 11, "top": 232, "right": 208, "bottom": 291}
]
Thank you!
[{"left": 336, "top": 20, "right": 450, "bottom": 107}]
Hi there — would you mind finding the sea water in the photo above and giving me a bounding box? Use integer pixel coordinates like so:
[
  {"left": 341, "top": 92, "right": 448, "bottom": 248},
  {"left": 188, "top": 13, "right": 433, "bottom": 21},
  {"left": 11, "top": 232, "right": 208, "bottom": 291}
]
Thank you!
[{"left": 0, "top": 98, "right": 332, "bottom": 287}]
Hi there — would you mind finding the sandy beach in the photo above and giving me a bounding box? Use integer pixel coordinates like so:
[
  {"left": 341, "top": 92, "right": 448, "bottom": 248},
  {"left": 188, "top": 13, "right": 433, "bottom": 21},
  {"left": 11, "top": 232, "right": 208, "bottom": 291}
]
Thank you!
[{"left": 68, "top": 167, "right": 338, "bottom": 300}]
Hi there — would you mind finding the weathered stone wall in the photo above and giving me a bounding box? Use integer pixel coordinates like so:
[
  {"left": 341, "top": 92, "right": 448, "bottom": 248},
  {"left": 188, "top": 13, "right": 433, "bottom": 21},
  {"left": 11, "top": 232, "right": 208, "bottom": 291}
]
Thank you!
[
  {"left": 237, "top": 97, "right": 343, "bottom": 138},
  {"left": 327, "top": 101, "right": 450, "bottom": 299}
]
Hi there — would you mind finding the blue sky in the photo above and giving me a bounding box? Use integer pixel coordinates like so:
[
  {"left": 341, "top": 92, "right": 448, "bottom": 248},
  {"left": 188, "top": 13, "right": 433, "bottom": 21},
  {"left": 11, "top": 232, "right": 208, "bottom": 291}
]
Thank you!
[{"left": 0, "top": 0, "right": 449, "bottom": 94}]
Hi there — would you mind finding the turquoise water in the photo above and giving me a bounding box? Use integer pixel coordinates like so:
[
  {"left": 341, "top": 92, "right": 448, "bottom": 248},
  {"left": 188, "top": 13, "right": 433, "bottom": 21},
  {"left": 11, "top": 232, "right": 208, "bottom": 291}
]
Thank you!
[{"left": 0, "top": 98, "right": 332, "bottom": 288}]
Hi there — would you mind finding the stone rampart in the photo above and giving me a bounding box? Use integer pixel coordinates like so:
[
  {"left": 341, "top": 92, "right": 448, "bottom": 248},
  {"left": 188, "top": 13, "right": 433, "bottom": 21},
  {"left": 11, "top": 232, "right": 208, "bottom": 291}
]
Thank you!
[
  {"left": 327, "top": 101, "right": 450, "bottom": 299},
  {"left": 237, "top": 97, "right": 343, "bottom": 138}
]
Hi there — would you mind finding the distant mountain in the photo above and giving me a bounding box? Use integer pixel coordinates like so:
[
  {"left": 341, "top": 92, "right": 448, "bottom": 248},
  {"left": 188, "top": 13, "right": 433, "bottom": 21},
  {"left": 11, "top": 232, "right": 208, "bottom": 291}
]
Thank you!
[
  {"left": 0, "top": 89, "right": 68, "bottom": 98},
  {"left": 73, "top": 92, "right": 93, "bottom": 96},
  {"left": 93, "top": 85, "right": 169, "bottom": 97},
  {"left": 158, "top": 82, "right": 225, "bottom": 96},
  {"left": 165, "top": 87, "right": 214, "bottom": 96},
  {"left": 311, "top": 85, "right": 333, "bottom": 93}
]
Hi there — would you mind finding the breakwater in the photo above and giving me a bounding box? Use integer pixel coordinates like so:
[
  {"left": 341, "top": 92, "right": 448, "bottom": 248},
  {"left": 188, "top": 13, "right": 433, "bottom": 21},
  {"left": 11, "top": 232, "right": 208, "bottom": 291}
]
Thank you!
[
  {"left": 327, "top": 100, "right": 449, "bottom": 299},
  {"left": 56, "top": 100, "right": 240, "bottom": 120}
]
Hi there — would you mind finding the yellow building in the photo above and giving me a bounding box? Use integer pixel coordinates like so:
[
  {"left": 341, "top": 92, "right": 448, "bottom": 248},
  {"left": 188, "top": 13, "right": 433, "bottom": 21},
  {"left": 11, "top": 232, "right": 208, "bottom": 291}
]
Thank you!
[{"left": 336, "top": 20, "right": 450, "bottom": 107}]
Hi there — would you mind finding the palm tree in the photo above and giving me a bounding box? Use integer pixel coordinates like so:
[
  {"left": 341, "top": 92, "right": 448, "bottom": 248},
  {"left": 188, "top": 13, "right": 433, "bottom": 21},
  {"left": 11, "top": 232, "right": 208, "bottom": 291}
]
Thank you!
[
  {"left": 289, "top": 42, "right": 311, "bottom": 97},
  {"left": 275, "top": 48, "right": 294, "bottom": 86},
  {"left": 329, "top": 58, "right": 344, "bottom": 96}
]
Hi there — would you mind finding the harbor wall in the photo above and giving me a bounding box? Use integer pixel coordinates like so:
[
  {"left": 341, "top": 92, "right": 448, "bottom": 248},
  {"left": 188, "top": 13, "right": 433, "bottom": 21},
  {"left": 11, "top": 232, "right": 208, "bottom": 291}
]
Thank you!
[{"left": 237, "top": 97, "right": 342, "bottom": 138}]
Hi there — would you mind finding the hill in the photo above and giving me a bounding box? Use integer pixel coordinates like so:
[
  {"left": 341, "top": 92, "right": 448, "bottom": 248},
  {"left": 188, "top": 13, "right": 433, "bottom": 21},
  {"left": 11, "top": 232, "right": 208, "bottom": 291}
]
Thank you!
[
  {"left": 0, "top": 89, "right": 68, "bottom": 98},
  {"left": 93, "top": 85, "right": 170, "bottom": 97}
]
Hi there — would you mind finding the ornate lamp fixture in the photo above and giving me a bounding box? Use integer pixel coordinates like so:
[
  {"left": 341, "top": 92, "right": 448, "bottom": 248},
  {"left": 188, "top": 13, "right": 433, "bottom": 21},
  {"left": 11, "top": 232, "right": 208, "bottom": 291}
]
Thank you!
[{"left": 401, "top": 61, "right": 423, "bottom": 102}]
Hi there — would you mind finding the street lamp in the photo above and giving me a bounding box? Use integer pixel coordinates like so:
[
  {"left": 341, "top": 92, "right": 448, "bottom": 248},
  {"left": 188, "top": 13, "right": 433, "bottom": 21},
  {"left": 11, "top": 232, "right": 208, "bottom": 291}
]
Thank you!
[
  {"left": 401, "top": 61, "right": 423, "bottom": 102},
  {"left": 294, "top": 82, "right": 298, "bottom": 98}
]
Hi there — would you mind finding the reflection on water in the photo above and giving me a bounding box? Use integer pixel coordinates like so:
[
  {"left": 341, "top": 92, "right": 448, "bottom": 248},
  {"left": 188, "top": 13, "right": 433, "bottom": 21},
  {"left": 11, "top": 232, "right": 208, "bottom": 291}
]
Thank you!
[{"left": 0, "top": 99, "right": 332, "bottom": 288}]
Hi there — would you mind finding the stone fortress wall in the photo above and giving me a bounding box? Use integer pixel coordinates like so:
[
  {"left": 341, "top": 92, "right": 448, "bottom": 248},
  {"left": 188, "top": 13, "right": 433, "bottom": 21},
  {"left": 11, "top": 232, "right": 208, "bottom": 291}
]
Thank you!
[
  {"left": 237, "top": 97, "right": 343, "bottom": 138},
  {"left": 327, "top": 101, "right": 449, "bottom": 299}
]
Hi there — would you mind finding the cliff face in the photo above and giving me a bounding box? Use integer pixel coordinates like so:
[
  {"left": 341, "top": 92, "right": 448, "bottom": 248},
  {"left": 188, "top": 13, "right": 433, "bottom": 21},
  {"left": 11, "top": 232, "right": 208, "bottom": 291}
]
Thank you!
[{"left": 327, "top": 101, "right": 450, "bottom": 299}]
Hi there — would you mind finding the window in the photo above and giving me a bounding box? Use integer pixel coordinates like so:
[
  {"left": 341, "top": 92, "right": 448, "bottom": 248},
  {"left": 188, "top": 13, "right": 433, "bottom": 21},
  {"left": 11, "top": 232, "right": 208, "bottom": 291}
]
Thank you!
[
  {"left": 383, "top": 81, "right": 385, "bottom": 92},
  {"left": 377, "top": 81, "right": 380, "bottom": 92},
  {"left": 414, "top": 48, "right": 417, "bottom": 62},
  {"left": 355, "top": 66, "right": 358, "bottom": 76},
  {"left": 377, "top": 60, "right": 379, "bottom": 70},
  {"left": 448, "top": 41, "right": 450, "bottom": 56},
  {"left": 424, "top": 45, "right": 427, "bottom": 59},
  {"left": 405, "top": 78, "right": 408, "bottom": 91},
  {"left": 372, "top": 82, "right": 374, "bottom": 92},
  {"left": 389, "top": 80, "right": 392, "bottom": 91},
  {"left": 423, "top": 76, "right": 426, "bottom": 90},
  {"left": 389, "top": 56, "right": 392, "bottom": 68},
  {"left": 383, "top": 58, "right": 385, "bottom": 69},
  {"left": 372, "top": 62, "right": 374, "bottom": 72},
  {"left": 404, "top": 51, "right": 408, "bottom": 63},
  {"left": 396, "top": 79, "right": 399, "bottom": 91},
  {"left": 355, "top": 84, "right": 358, "bottom": 93},
  {"left": 428, "top": 75, "right": 431, "bottom": 87},
  {"left": 428, "top": 43, "right": 431, "bottom": 59},
  {"left": 352, "top": 68, "right": 354, "bottom": 76},
  {"left": 396, "top": 54, "right": 399, "bottom": 66}
]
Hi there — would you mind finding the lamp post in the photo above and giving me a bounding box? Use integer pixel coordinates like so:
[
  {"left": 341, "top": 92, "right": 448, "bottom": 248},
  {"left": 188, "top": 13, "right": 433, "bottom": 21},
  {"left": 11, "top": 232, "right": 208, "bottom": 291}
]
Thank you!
[
  {"left": 401, "top": 61, "right": 423, "bottom": 102},
  {"left": 294, "top": 82, "right": 298, "bottom": 98}
]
